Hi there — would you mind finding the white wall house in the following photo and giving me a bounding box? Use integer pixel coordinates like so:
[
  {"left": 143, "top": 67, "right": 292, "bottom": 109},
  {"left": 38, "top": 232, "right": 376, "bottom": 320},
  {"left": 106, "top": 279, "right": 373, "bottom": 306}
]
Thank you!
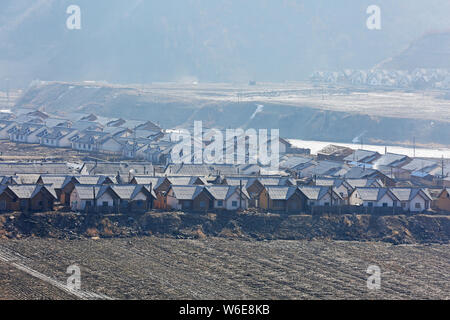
[
  {"left": 41, "top": 129, "right": 79, "bottom": 148},
  {"left": 349, "top": 188, "right": 400, "bottom": 207},
  {"left": 390, "top": 188, "right": 432, "bottom": 213},
  {"left": 9, "top": 125, "right": 46, "bottom": 144},
  {"left": 207, "top": 186, "right": 249, "bottom": 210},
  {"left": 299, "top": 186, "right": 343, "bottom": 207},
  {"left": 98, "top": 137, "right": 124, "bottom": 155},
  {"left": 70, "top": 185, "right": 116, "bottom": 211},
  {"left": 0, "top": 121, "right": 16, "bottom": 140}
]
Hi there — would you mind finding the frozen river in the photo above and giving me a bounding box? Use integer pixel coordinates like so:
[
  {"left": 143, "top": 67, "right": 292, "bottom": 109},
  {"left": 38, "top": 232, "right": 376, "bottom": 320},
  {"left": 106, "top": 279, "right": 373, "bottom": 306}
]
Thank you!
[{"left": 288, "top": 139, "right": 450, "bottom": 159}]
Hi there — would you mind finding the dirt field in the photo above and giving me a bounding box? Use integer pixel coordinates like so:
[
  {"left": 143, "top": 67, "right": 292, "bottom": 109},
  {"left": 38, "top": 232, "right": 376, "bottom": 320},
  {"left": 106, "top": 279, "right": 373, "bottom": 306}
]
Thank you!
[
  {"left": 0, "top": 141, "right": 119, "bottom": 162},
  {"left": 0, "top": 238, "right": 448, "bottom": 300}
]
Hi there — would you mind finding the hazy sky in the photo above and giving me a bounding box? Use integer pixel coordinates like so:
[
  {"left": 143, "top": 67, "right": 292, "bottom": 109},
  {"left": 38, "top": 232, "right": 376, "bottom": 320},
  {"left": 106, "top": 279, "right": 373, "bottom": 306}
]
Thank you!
[{"left": 1, "top": 0, "right": 450, "bottom": 87}]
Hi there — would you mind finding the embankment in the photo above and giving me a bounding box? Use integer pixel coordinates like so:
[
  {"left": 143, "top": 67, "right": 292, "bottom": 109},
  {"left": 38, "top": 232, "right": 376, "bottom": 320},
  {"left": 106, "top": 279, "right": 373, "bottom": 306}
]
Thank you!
[{"left": 0, "top": 211, "right": 449, "bottom": 244}]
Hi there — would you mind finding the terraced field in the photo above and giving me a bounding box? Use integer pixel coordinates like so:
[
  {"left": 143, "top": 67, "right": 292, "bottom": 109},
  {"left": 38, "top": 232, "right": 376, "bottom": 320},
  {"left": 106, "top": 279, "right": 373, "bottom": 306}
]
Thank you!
[{"left": 0, "top": 238, "right": 449, "bottom": 300}]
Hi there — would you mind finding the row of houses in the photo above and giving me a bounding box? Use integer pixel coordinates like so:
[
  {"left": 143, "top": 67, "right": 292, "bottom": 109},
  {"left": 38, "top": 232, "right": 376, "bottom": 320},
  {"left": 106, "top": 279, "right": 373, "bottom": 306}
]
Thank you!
[
  {"left": 282, "top": 148, "right": 450, "bottom": 188},
  {"left": 0, "top": 109, "right": 169, "bottom": 162},
  {"left": 0, "top": 167, "right": 448, "bottom": 214},
  {"left": 0, "top": 109, "right": 308, "bottom": 167},
  {"left": 310, "top": 68, "right": 450, "bottom": 89}
]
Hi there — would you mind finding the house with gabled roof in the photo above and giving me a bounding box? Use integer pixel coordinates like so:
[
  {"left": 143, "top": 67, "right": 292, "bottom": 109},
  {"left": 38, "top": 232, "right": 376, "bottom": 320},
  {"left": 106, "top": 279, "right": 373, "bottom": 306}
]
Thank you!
[
  {"left": 97, "top": 136, "right": 124, "bottom": 155},
  {"left": 390, "top": 188, "right": 432, "bottom": 212},
  {"left": 40, "top": 127, "right": 79, "bottom": 148},
  {"left": 6, "top": 185, "right": 57, "bottom": 211},
  {"left": 345, "top": 178, "right": 384, "bottom": 189},
  {"left": 69, "top": 185, "right": 118, "bottom": 212},
  {"left": 0, "top": 120, "right": 16, "bottom": 140},
  {"left": 0, "top": 185, "right": 18, "bottom": 211},
  {"left": 71, "top": 131, "right": 109, "bottom": 152},
  {"left": 13, "top": 174, "right": 41, "bottom": 184},
  {"left": 109, "top": 185, "right": 154, "bottom": 212},
  {"left": 344, "top": 149, "right": 381, "bottom": 164},
  {"left": 349, "top": 188, "right": 400, "bottom": 208},
  {"left": 342, "top": 167, "right": 395, "bottom": 186},
  {"left": 312, "top": 178, "right": 353, "bottom": 202},
  {"left": 166, "top": 185, "right": 214, "bottom": 211},
  {"left": 259, "top": 186, "right": 306, "bottom": 213},
  {"left": 206, "top": 185, "right": 249, "bottom": 210},
  {"left": 8, "top": 123, "right": 47, "bottom": 144},
  {"left": 298, "top": 186, "right": 344, "bottom": 207},
  {"left": 430, "top": 188, "right": 450, "bottom": 212},
  {"left": 222, "top": 177, "right": 261, "bottom": 208}
]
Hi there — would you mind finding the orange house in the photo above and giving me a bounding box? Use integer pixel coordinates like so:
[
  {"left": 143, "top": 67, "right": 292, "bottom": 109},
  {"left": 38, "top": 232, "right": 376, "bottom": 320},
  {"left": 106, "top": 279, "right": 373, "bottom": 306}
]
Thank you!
[{"left": 433, "top": 189, "right": 450, "bottom": 212}]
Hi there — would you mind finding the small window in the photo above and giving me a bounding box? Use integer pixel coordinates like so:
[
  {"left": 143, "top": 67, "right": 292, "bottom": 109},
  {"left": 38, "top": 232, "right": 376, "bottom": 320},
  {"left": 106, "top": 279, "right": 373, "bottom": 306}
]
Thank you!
[
  {"left": 368, "top": 202, "right": 373, "bottom": 207},
  {"left": 415, "top": 203, "right": 421, "bottom": 209},
  {"left": 324, "top": 202, "right": 330, "bottom": 206},
  {"left": 199, "top": 201, "right": 206, "bottom": 208},
  {"left": 217, "top": 200, "right": 224, "bottom": 207},
  {"left": 102, "top": 201, "right": 108, "bottom": 207},
  {"left": 232, "top": 201, "right": 238, "bottom": 207},
  {"left": 382, "top": 203, "right": 388, "bottom": 207}
]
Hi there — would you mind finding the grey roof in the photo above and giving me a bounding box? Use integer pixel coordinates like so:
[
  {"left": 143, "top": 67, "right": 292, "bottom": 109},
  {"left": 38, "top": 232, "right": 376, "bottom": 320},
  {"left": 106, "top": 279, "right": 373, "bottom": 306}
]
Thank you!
[
  {"left": 110, "top": 185, "right": 148, "bottom": 200},
  {"left": 135, "top": 121, "right": 161, "bottom": 132},
  {"left": 223, "top": 177, "right": 252, "bottom": 188},
  {"left": 353, "top": 188, "right": 397, "bottom": 202},
  {"left": 206, "top": 185, "right": 249, "bottom": 200},
  {"left": 298, "top": 186, "right": 330, "bottom": 201},
  {"left": 39, "top": 175, "right": 71, "bottom": 189},
  {"left": 299, "top": 160, "right": 349, "bottom": 177},
  {"left": 167, "top": 176, "right": 207, "bottom": 186},
  {"left": 266, "top": 186, "right": 298, "bottom": 200},
  {"left": 280, "top": 156, "right": 313, "bottom": 169},
  {"left": 373, "top": 153, "right": 409, "bottom": 167},
  {"left": 170, "top": 185, "right": 205, "bottom": 200},
  {"left": 314, "top": 178, "right": 345, "bottom": 188},
  {"left": 83, "top": 162, "right": 154, "bottom": 176},
  {"left": 73, "top": 185, "right": 110, "bottom": 200},
  {"left": 401, "top": 158, "right": 438, "bottom": 172},
  {"left": 344, "top": 149, "right": 380, "bottom": 163},
  {"left": 257, "top": 177, "right": 295, "bottom": 186},
  {"left": 14, "top": 174, "right": 41, "bottom": 184},
  {"left": 343, "top": 167, "right": 379, "bottom": 179},
  {"left": 41, "top": 128, "right": 71, "bottom": 140},
  {"left": 132, "top": 176, "right": 162, "bottom": 188},
  {"left": 390, "top": 188, "right": 432, "bottom": 201},
  {"left": 0, "top": 163, "right": 78, "bottom": 175},
  {"left": 8, "top": 185, "right": 56, "bottom": 199},
  {"left": 345, "top": 178, "right": 383, "bottom": 188},
  {"left": 165, "top": 164, "right": 239, "bottom": 176}
]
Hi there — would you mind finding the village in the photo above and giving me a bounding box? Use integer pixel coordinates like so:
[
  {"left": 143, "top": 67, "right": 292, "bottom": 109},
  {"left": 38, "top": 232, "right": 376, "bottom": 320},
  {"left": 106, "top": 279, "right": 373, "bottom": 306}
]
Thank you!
[{"left": 0, "top": 107, "right": 448, "bottom": 216}]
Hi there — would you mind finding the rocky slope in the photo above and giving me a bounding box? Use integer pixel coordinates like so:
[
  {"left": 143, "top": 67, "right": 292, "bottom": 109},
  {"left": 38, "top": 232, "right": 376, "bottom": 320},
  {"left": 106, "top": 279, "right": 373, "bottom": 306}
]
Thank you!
[{"left": 1, "top": 211, "right": 449, "bottom": 245}]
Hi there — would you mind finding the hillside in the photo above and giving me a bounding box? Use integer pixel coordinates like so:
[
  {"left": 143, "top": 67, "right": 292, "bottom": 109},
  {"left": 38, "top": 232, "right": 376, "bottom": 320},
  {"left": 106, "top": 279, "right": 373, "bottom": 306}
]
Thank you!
[
  {"left": 2, "top": 1, "right": 450, "bottom": 87},
  {"left": 379, "top": 32, "right": 450, "bottom": 70},
  {"left": 14, "top": 81, "right": 450, "bottom": 147}
]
